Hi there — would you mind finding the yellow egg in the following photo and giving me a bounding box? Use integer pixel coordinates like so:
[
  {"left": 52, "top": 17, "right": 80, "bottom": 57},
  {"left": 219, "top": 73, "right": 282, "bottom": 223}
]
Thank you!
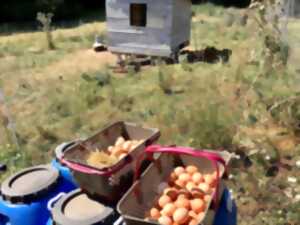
[
  {"left": 174, "top": 167, "right": 185, "bottom": 176},
  {"left": 173, "top": 208, "right": 189, "bottom": 224},
  {"left": 186, "top": 165, "right": 198, "bottom": 175},
  {"left": 178, "top": 173, "right": 191, "bottom": 183},
  {"left": 158, "top": 195, "right": 172, "bottom": 208},
  {"left": 192, "top": 172, "right": 203, "bottom": 184},
  {"left": 162, "top": 203, "right": 177, "bottom": 217},
  {"left": 158, "top": 215, "right": 173, "bottom": 225},
  {"left": 190, "top": 199, "right": 205, "bottom": 214},
  {"left": 150, "top": 208, "right": 161, "bottom": 219}
]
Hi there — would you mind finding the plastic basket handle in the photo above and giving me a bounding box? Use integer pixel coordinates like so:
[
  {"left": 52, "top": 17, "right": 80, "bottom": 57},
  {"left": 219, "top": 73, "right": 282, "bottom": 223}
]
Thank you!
[
  {"left": 134, "top": 145, "right": 227, "bottom": 210},
  {"left": 55, "top": 140, "right": 80, "bottom": 160},
  {"left": 47, "top": 192, "right": 66, "bottom": 211},
  {"left": 61, "top": 156, "right": 132, "bottom": 177},
  {"left": 145, "top": 130, "right": 161, "bottom": 146}
]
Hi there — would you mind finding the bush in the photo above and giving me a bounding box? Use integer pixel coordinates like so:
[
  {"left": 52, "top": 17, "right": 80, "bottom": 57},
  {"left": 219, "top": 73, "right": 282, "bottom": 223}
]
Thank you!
[{"left": 0, "top": 0, "right": 105, "bottom": 22}]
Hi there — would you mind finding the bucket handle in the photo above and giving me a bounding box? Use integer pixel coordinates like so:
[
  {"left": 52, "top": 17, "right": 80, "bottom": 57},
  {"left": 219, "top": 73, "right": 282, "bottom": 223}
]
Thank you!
[
  {"left": 61, "top": 155, "right": 133, "bottom": 177},
  {"left": 0, "top": 164, "right": 6, "bottom": 172},
  {"left": 113, "top": 217, "right": 124, "bottom": 225},
  {"left": 134, "top": 145, "right": 227, "bottom": 210},
  {"left": 47, "top": 192, "right": 66, "bottom": 211}
]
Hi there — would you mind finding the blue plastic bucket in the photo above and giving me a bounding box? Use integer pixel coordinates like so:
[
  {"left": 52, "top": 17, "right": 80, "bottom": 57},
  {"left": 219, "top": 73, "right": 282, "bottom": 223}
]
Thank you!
[
  {"left": 47, "top": 189, "right": 119, "bottom": 225},
  {"left": 213, "top": 188, "right": 237, "bottom": 225},
  {"left": 51, "top": 142, "right": 78, "bottom": 190},
  {"left": 46, "top": 189, "right": 237, "bottom": 225},
  {"left": 0, "top": 165, "right": 74, "bottom": 225}
]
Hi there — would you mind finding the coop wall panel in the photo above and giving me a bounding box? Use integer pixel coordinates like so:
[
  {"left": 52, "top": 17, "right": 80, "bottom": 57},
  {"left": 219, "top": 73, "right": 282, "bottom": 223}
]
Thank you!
[
  {"left": 106, "top": 0, "right": 186, "bottom": 57},
  {"left": 171, "top": 0, "right": 191, "bottom": 50}
]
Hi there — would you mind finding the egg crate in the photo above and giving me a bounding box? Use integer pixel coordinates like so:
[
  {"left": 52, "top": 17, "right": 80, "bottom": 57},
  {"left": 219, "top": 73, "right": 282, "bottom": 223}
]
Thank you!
[
  {"left": 61, "top": 121, "right": 160, "bottom": 203},
  {"left": 117, "top": 149, "right": 231, "bottom": 225}
]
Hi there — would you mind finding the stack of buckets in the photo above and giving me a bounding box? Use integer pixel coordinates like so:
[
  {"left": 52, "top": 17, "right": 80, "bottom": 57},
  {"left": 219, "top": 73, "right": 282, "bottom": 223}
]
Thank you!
[
  {"left": 0, "top": 142, "right": 77, "bottom": 225},
  {"left": 0, "top": 122, "right": 237, "bottom": 225}
]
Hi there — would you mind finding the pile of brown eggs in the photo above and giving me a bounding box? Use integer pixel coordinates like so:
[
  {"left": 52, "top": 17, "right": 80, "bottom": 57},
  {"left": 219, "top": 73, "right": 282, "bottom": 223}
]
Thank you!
[
  {"left": 107, "top": 136, "right": 144, "bottom": 160},
  {"left": 86, "top": 137, "right": 144, "bottom": 168},
  {"left": 147, "top": 165, "right": 219, "bottom": 225}
]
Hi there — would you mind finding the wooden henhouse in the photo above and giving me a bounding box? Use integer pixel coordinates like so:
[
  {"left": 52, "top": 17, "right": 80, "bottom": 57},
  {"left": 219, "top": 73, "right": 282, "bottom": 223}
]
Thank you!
[{"left": 105, "top": 0, "right": 192, "bottom": 59}]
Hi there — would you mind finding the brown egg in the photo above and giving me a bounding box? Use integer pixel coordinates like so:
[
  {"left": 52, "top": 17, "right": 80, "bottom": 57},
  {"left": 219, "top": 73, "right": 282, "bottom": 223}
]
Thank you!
[
  {"left": 192, "top": 172, "right": 203, "bottom": 184},
  {"left": 115, "top": 137, "right": 125, "bottom": 146},
  {"left": 150, "top": 208, "right": 161, "bottom": 219},
  {"left": 186, "top": 165, "right": 198, "bottom": 175},
  {"left": 175, "top": 179, "right": 186, "bottom": 189},
  {"left": 111, "top": 146, "right": 127, "bottom": 157},
  {"left": 174, "top": 167, "right": 185, "bottom": 176},
  {"left": 122, "top": 141, "right": 132, "bottom": 152},
  {"left": 177, "top": 190, "right": 192, "bottom": 199},
  {"left": 162, "top": 203, "right": 177, "bottom": 217},
  {"left": 158, "top": 195, "right": 172, "bottom": 208},
  {"left": 175, "top": 197, "right": 190, "bottom": 210},
  {"left": 178, "top": 173, "right": 191, "bottom": 183},
  {"left": 177, "top": 194, "right": 188, "bottom": 200},
  {"left": 186, "top": 182, "right": 197, "bottom": 192},
  {"left": 158, "top": 216, "right": 173, "bottom": 225},
  {"left": 191, "top": 199, "right": 205, "bottom": 213},
  {"left": 170, "top": 172, "right": 178, "bottom": 182},
  {"left": 204, "top": 174, "right": 215, "bottom": 186},
  {"left": 192, "top": 192, "right": 204, "bottom": 200},
  {"left": 164, "top": 188, "right": 178, "bottom": 201},
  {"left": 188, "top": 211, "right": 198, "bottom": 219},
  {"left": 204, "top": 195, "right": 211, "bottom": 203},
  {"left": 173, "top": 208, "right": 189, "bottom": 224},
  {"left": 189, "top": 219, "right": 199, "bottom": 225},
  {"left": 198, "top": 183, "right": 210, "bottom": 194},
  {"left": 108, "top": 146, "right": 114, "bottom": 153}
]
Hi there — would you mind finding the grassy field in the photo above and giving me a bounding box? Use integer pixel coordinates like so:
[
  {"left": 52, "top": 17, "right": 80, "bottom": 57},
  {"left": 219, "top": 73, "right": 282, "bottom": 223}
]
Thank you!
[{"left": 0, "top": 4, "right": 300, "bottom": 224}]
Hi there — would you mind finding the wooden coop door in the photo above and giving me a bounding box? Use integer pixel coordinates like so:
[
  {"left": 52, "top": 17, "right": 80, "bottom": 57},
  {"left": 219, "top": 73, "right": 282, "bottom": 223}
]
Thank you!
[{"left": 130, "top": 3, "right": 147, "bottom": 27}]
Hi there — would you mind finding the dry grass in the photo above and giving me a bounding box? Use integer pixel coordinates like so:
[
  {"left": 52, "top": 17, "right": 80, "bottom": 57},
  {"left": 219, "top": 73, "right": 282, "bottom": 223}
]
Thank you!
[
  {"left": 1, "top": 5, "right": 300, "bottom": 224},
  {"left": 0, "top": 22, "right": 104, "bottom": 44}
]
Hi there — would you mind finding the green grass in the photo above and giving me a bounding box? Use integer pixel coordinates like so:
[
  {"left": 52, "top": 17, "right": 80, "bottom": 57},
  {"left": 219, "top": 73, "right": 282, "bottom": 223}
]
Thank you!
[{"left": 0, "top": 3, "right": 300, "bottom": 224}]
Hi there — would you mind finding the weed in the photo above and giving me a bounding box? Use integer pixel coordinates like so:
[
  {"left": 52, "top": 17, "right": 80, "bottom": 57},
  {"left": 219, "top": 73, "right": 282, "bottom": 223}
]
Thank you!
[{"left": 37, "top": 12, "right": 55, "bottom": 50}]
